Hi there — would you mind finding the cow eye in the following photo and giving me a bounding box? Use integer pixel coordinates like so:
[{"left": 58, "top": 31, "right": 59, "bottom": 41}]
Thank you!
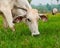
[{"left": 27, "top": 19, "right": 31, "bottom": 22}]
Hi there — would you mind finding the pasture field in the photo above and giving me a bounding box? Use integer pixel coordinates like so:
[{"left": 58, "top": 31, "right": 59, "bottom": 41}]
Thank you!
[{"left": 0, "top": 13, "right": 60, "bottom": 48}]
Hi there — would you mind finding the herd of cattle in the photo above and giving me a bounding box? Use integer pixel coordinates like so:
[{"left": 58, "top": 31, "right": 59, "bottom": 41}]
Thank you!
[{"left": 0, "top": 0, "right": 58, "bottom": 36}]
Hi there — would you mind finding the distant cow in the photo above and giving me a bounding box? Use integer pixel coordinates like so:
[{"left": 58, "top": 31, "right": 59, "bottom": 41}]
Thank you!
[{"left": 52, "top": 8, "right": 58, "bottom": 15}]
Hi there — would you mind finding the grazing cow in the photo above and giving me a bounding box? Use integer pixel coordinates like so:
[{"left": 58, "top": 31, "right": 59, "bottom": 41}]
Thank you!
[
  {"left": 52, "top": 8, "right": 58, "bottom": 15},
  {"left": 0, "top": 0, "right": 40, "bottom": 36},
  {"left": 0, "top": 0, "right": 47, "bottom": 36},
  {"left": 12, "top": 0, "right": 40, "bottom": 36},
  {"left": 12, "top": 0, "right": 48, "bottom": 36}
]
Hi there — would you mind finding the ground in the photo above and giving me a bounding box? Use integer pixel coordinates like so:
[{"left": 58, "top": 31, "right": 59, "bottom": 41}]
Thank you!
[{"left": 0, "top": 13, "right": 60, "bottom": 48}]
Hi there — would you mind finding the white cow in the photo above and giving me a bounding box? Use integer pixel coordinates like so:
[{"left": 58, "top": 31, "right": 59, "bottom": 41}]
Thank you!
[
  {"left": 52, "top": 8, "right": 58, "bottom": 15},
  {"left": 0, "top": 0, "right": 47, "bottom": 36}
]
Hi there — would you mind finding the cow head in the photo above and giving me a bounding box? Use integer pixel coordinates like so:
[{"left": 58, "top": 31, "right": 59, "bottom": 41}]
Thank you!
[
  {"left": 13, "top": 9, "right": 48, "bottom": 36},
  {"left": 25, "top": 9, "right": 40, "bottom": 36}
]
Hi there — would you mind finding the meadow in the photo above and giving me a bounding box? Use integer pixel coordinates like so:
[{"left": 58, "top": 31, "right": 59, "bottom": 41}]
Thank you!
[{"left": 0, "top": 13, "right": 60, "bottom": 48}]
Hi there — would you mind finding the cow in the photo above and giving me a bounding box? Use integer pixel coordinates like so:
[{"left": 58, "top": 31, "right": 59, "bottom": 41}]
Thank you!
[
  {"left": 52, "top": 8, "right": 58, "bottom": 15},
  {"left": 0, "top": 0, "right": 47, "bottom": 36}
]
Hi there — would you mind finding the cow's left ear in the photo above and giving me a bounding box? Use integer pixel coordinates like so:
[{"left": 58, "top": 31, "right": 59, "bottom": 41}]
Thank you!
[
  {"left": 39, "top": 14, "right": 48, "bottom": 22},
  {"left": 13, "top": 16, "right": 26, "bottom": 23}
]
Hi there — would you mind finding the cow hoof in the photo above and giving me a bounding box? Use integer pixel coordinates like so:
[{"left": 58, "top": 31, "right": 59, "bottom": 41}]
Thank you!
[
  {"left": 12, "top": 29, "right": 15, "bottom": 32},
  {"left": 11, "top": 27, "right": 15, "bottom": 32},
  {"left": 32, "top": 32, "right": 40, "bottom": 36}
]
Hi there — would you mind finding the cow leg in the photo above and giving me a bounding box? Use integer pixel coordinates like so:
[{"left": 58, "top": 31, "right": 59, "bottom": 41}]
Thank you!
[
  {"left": 2, "top": 8, "right": 15, "bottom": 31},
  {"left": 3, "top": 16, "right": 8, "bottom": 28}
]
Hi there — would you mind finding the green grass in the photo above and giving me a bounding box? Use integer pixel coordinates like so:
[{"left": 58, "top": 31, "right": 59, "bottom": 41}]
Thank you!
[{"left": 0, "top": 13, "right": 60, "bottom": 48}]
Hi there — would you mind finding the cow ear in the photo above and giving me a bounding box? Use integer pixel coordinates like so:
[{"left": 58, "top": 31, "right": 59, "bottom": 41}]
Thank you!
[
  {"left": 13, "top": 16, "right": 26, "bottom": 23},
  {"left": 39, "top": 14, "right": 48, "bottom": 22}
]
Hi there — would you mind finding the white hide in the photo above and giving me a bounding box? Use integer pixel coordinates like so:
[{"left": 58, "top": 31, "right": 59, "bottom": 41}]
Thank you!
[
  {"left": 0, "top": 0, "right": 40, "bottom": 36},
  {"left": 52, "top": 8, "right": 58, "bottom": 13},
  {"left": 25, "top": 9, "right": 40, "bottom": 36}
]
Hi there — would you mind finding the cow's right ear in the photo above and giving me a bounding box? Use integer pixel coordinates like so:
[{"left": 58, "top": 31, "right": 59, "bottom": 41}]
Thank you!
[
  {"left": 39, "top": 14, "right": 48, "bottom": 22},
  {"left": 13, "top": 16, "right": 26, "bottom": 23}
]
